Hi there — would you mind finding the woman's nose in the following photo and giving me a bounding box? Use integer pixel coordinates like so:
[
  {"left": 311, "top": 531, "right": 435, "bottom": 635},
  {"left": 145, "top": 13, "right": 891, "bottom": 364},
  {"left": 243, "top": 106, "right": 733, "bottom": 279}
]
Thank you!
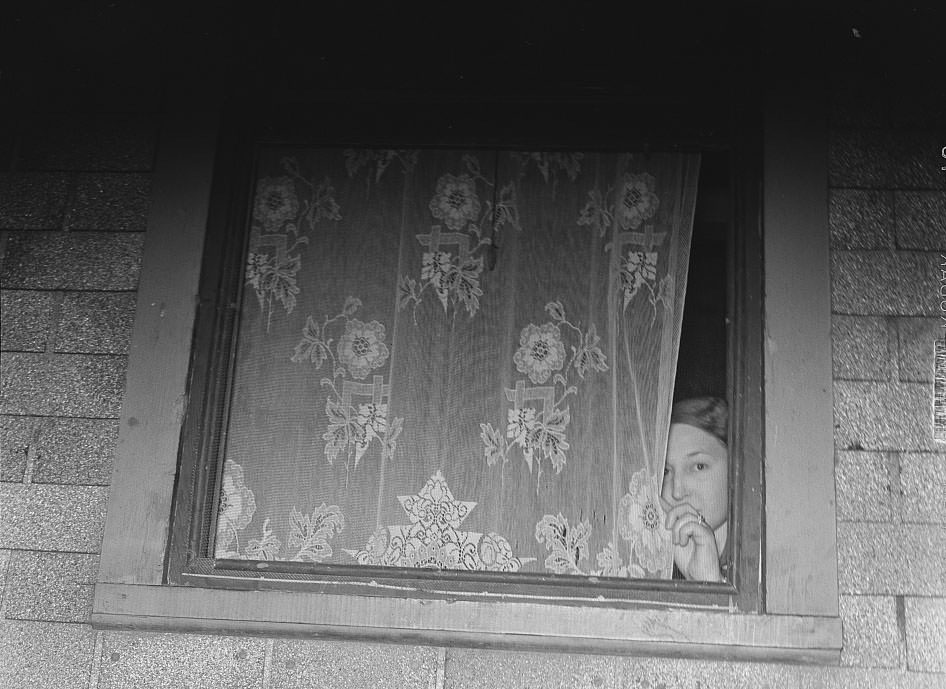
[{"left": 671, "top": 473, "right": 687, "bottom": 500}]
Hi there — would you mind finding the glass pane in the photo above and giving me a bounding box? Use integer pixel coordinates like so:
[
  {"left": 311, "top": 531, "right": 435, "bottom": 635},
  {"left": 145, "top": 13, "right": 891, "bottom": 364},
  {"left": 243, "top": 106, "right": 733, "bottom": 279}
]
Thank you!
[{"left": 214, "top": 147, "right": 700, "bottom": 580}]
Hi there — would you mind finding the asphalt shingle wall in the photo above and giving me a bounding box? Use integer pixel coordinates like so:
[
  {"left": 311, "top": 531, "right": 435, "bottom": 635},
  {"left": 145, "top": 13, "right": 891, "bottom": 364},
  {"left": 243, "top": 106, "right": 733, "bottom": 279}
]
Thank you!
[{"left": 1, "top": 67, "right": 945, "bottom": 688}]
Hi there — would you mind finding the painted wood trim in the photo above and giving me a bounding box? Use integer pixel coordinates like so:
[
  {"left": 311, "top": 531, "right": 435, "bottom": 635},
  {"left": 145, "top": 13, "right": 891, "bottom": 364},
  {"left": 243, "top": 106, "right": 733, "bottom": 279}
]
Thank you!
[
  {"left": 97, "top": 92, "right": 221, "bottom": 584},
  {"left": 762, "top": 73, "right": 839, "bottom": 615},
  {"left": 94, "top": 72, "right": 844, "bottom": 652},
  {"left": 92, "top": 583, "right": 841, "bottom": 664}
]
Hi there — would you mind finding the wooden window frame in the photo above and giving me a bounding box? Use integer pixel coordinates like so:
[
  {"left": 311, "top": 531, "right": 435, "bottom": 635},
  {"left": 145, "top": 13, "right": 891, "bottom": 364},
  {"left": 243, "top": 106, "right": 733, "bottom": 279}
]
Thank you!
[
  {"left": 92, "top": 73, "right": 841, "bottom": 663},
  {"left": 165, "top": 123, "right": 754, "bottom": 609}
]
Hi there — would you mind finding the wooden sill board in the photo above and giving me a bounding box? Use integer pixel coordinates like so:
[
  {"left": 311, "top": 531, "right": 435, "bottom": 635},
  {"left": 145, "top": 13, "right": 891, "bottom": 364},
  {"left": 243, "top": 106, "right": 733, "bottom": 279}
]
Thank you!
[{"left": 92, "top": 583, "right": 841, "bottom": 665}]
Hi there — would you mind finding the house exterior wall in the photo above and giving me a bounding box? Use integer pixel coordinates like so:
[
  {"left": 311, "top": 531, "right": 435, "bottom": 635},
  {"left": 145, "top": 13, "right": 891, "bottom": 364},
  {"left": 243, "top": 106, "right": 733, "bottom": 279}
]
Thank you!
[{"left": 1, "top": 70, "right": 944, "bottom": 688}]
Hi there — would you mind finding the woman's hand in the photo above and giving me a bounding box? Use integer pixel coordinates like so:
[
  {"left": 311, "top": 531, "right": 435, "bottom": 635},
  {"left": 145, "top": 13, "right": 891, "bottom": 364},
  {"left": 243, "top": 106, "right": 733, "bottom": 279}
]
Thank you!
[{"left": 659, "top": 497, "right": 723, "bottom": 582}]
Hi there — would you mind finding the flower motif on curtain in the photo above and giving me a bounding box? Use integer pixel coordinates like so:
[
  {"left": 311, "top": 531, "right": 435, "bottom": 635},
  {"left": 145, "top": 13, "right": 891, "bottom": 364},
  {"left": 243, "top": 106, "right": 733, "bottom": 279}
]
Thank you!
[
  {"left": 617, "top": 172, "right": 659, "bottom": 230},
  {"left": 513, "top": 323, "right": 567, "bottom": 384},
  {"left": 245, "top": 250, "right": 302, "bottom": 327},
  {"left": 429, "top": 173, "right": 481, "bottom": 231},
  {"left": 336, "top": 319, "right": 390, "bottom": 380},
  {"left": 291, "top": 296, "right": 403, "bottom": 471},
  {"left": 534, "top": 513, "right": 592, "bottom": 576},
  {"left": 344, "top": 149, "right": 419, "bottom": 183},
  {"left": 214, "top": 460, "right": 257, "bottom": 558},
  {"left": 535, "top": 468, "right": 668, "bottom": 578},
  {"left": 535, "top": 514, "right": 645, "bottom": 577},
  {"left": 354, "top": 402, "right": 389, "bottom": 452},
  {"left": 420, "top": 250, "right": 451, "bottom": 290},
  {"left": 227, "top": 502, "right": 346, "bottom": 562},
  {"left": 243, "top": 518, "right": 281, "bottom": 560},
  {"left": 619, "top": 250, "right": 657, "bottom": 305},
  {"left": 577, "top": 169, "right": 675, "bottom": 320},
  {"left": 619, "top": 253, "right": 674, "bottom": 320},
  {"left": 572, "top": 323, "right": 608, "bottom": 378},
  {"left": 254, "top": 176, "right": 300, "bottom": 232},
  {"left": 510, "top": 151, "right": 583, "bottom": 194},
  {"left": 576, "top": 187, "right": 613, "bottom": 237},
  {"left": 593, "top": 541, "right": 646, "bottom": 578},
  {"left": 344, "top": 471, "right": 532, "bottom": 571},
  {"left": 577, "top": 171, "right": 659, "bottom": 236},
  {"left": 416, "top": 250, "right": 484, "bottom": 316},
  {"left": 480, "top": 301, "right": 608, "bottom": 479},
  {"left": 617, "top": 468, "right": 671, "bottom": 575},
  {"left": 287, "top": 503, "right": 345, "bottom": 562},
  {"left": 398, "top": 155, "right": 521, "bottom": 321},
  {"left": 246, "top": 157, "right": 342, "bottom": 329}
]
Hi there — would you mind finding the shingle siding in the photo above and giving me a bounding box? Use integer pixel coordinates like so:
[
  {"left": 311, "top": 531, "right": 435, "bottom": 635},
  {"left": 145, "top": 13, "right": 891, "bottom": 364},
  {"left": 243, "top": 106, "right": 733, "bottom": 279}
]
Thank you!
[
  {"left": 828, "top": 72, "right": 946, "bottom": 686},
  {"left": 2, "top": 55, "right": 945, "bottom": 689}
]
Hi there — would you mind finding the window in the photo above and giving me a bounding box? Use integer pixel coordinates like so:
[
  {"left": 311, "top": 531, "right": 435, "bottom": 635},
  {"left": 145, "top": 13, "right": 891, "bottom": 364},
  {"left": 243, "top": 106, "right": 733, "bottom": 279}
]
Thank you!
[
  {"left": 93, "top": 74, "right": 840, "bottom": 662},
  {"left": 169, "top": 103, "right": 758, "bottom": 602}
]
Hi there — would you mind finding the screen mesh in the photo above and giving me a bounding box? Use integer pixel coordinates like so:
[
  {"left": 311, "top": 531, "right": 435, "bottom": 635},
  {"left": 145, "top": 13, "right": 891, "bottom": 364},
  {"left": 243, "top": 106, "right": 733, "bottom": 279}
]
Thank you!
[{"left": 211, "top": 147, "right": 700, "bottom": 580}]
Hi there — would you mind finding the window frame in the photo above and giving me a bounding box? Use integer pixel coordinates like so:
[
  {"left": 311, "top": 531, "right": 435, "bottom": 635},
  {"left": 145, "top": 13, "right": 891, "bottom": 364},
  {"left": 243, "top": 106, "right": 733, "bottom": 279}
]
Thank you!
[
  {"left": 167, "top": 128, "right": 753, "bottom": 608},
  {"left": 92, "top": 73, "right": 841, "bottom": 663}
]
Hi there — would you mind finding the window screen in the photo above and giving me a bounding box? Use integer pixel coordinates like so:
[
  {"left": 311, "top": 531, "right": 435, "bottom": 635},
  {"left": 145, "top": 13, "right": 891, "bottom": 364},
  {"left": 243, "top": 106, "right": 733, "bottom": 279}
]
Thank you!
[{"left": 212, "top": 147, "right": 700, "bottom": 580}]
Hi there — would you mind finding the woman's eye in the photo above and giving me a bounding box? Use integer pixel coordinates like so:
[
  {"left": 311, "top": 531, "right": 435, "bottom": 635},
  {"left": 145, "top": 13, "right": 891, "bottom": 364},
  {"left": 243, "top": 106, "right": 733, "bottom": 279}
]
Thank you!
[{"left": 695, "top": 462, "right": 707, "bottom": 471}]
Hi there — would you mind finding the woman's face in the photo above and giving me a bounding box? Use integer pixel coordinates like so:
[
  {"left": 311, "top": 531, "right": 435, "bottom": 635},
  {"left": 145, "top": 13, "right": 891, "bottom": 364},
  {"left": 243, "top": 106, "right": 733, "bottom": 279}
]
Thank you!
[{"left": 661, "top": 422, "right": 729, "bottom": 529}]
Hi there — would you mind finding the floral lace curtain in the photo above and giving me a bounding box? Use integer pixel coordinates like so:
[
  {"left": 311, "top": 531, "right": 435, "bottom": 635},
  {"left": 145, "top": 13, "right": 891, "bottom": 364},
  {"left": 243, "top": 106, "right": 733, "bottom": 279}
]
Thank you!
[{"left": 214, "top": 147, "right": 700, "bottom": 580}]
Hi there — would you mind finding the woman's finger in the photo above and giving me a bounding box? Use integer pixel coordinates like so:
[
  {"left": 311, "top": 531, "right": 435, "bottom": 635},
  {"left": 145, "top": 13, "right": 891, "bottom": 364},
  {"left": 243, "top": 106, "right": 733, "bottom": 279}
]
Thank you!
[
  {"left": 670, "top": 511, "right": 704, "bottom": 546},
  {"left": 666, "top": 507, "right": 697, "bottom": 543},
  {"left": 677, "top": 517, "right": 717, "bottom": 548},
  {"left": 674, "top": 524, "right": 723, "bottom": 581},
  {"left": 661, "top": 500, "right": 700, "bottom": 529}
]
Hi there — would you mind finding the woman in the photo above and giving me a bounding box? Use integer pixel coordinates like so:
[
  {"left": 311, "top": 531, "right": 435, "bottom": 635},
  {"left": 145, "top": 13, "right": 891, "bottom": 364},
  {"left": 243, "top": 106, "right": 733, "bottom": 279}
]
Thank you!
[{"left": 660, "top": 397, "right": 729, "bottom": 582}]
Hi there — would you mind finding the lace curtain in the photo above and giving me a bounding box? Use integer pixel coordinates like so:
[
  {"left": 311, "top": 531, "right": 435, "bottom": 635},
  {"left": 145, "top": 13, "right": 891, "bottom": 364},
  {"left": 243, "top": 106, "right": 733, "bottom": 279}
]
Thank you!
[{"left": 214, "top": 147, "right": 699, "bottom": 580}]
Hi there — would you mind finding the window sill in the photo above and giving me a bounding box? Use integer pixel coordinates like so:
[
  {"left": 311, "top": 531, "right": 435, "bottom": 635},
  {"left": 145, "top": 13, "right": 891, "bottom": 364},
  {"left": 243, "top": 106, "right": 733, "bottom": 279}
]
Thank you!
[{"left": 91, "top": 583, "right": 841, "bottom": 664}]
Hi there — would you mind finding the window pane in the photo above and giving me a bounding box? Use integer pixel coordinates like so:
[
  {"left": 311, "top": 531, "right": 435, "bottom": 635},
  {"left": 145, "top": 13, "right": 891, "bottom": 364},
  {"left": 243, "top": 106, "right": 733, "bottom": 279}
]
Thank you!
[{"left": 214, "top": 147, "right": 699, "bottom": 580}]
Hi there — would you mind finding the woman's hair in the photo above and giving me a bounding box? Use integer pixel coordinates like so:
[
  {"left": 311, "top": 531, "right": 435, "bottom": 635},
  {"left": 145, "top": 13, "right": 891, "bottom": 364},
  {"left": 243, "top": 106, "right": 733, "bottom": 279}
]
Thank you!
[{"left": 671, "top": 396, "right": 728, "bottom": 447}]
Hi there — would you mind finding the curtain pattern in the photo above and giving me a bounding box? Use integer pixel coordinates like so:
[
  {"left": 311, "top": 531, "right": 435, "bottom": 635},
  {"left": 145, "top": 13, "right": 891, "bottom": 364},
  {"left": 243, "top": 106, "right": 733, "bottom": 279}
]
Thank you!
[{"left": 214, "top": 147, "right": 699, "bottom": 580}]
